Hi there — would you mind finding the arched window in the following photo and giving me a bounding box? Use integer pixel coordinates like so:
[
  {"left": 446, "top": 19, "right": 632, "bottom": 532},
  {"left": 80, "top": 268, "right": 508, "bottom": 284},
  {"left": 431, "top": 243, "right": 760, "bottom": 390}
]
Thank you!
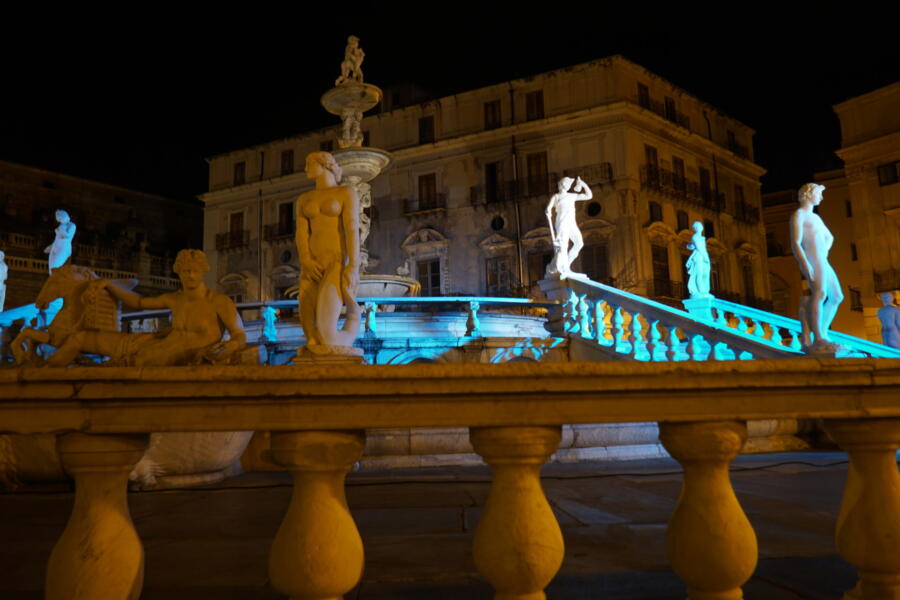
[{"left": 649, "top": 201, "right": 663, "bottom": 223}]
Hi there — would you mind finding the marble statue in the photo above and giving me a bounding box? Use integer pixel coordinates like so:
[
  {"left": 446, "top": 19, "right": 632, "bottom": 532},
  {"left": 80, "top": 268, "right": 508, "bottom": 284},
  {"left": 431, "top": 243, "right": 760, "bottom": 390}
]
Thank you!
[
  {"left": 295, "top": 152, "right": 362, "bottom": 357},
  {"left": 335, "top": 35, "right": 364, "bottom": 86},
  {"left": 338, "top": 107, "right": 364, "bottom": 149},
  {"left": 790, "top": 183, "right": 845, "bottom": 352},
  {"left": 0, "top": 250, "right": 6, "bottom": 312},
  {"left": 878, "top": 291, "right": 900, "bottom": 349},
  {"left": 44, "top": 209, "right": 76, "bottom": 272},
  {"left": 545, "top": 176, "right": 593, "bottom": 279},
  {"left": 261, "top": 306, "right": 279, "bottom": 343},
  {"left": 685, "top": 221, "right": 712, "bottom": 298}
]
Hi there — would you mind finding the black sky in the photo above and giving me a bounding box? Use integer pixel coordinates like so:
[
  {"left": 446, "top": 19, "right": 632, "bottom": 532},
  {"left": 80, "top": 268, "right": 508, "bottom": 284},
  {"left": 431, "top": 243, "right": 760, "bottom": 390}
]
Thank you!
[{"left": 1, "top": 2, "right": 898, "bottom": 202}]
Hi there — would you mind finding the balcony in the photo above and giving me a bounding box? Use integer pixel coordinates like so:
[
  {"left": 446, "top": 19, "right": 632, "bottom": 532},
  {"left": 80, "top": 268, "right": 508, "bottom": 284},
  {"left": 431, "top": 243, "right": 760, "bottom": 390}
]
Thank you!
[
  {"left": 734, "top": 200, "right": 761, "bottom": 225},
  {"left": 874, "top": 268, "right": 900, "bottom": 292},
  {"left": 647, "top": 278, "right": 686, "bottom": 303},
  {"left": 636, "top": 95, "right": 691, "bottom": 130},
  {"left": 640, "top": 165, "right": 726, "bottom": 212},
  {"left": 403, "top": 194, "right": 447, "bottom": 215},
  {"left": 264, "top": 221, "right": 295, "bottom": 242},
  {"left": 563, "top": 161, "right": 614, "bottom": 187},
  {"left": 3, "top": 359, "right": 900, "bottom": 599},
  {"left": 728, "top": 138, "right": 750, "bottom": 159},
  {"left": 215, "top": 229, "right": 250, "bottom": 251}
]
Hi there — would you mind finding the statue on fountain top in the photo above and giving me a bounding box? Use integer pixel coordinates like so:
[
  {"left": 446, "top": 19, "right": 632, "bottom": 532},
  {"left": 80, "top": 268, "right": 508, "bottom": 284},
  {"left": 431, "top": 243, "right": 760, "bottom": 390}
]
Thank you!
[
  {"left": 335, "top": 35, "right": 365, "bottom": 86},
  {"left": 790, "top": 183, "right": 845, "bottom": 354},
  {"left": 545, "top": 176, "right": 593, "bottom": 280}
]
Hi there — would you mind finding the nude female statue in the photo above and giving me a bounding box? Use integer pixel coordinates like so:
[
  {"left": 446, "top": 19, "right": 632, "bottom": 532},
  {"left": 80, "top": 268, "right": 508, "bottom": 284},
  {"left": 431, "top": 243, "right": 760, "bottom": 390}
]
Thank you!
[
  {"left": 545, "top": 176, "right": 593, "bottom": 278},
  {"left": 790, "top": 183, "right": 844, "bottom": 349},
  {"left": 685, "top": 221, "right": 712, "bottom": 298},
  {"left": 295, "top": 152, "right": 362, "bottom": 355},
  {"left": 45, "top": 209, "right": 76, "bottom": 272}
]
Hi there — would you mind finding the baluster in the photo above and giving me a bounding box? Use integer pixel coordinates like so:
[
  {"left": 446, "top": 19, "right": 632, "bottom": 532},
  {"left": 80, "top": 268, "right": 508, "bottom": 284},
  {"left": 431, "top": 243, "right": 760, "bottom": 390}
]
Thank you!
[
  {"left": 630, "top": 313, "right": 645, "bottom": 360},
  {"left": 470, "top": 426, "right": 564, "bottom": 600},
  {"left": 563, "top": 289, "right": 579, "bottom": 333},
  {"left": 825, "top": 419, "right": 900, "bottom": 600},
  {"left": 686, "top": 333, "right": 704, "bottom": 361},
  {"left": 466, "top": 301, "right": 482, "bottom": 337},
  {"left": 46, "top": 433, "right": 149, "bottom": 600},
  {"left": 268, "top": 430, "right": 366, "bottom": 600},
  {"left": 715, "top": 307, "right": 728, "bottom": 328},
  {"left": 578, "top": 294, "right": 592, "bottom": 338},
  {"left": 594, "top": 299, "right": 610, "bottom": 345},
  {"left": 666, "top": 326, "right": 680, "bottom": 361},
  {"left": 752, "top": 319, "right": 766, "bottom": 338},
  {"left": 737, "top": 317, "right": 749, "bottom": 334},
  {"left": 613, "top": 306, "right": 627, "bottom": 353},
  {"left": 646, "top": 319, "right": 662, "bottom": 361},
  {"left": 364, "top": 302, "right": 378, "bottom": 335},
  {"left": 789, "top": 330, "right": 802, "bottom": 351},
  {"left": 770, "top": 325, "right": 783, "bottom": 347},
  {"left": 659, "top": 421, "right": 757, "bottom": 600}
]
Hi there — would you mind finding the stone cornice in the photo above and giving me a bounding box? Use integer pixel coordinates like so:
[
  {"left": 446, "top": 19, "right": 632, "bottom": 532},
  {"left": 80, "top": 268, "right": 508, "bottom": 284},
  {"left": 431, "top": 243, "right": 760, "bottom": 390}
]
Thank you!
[{"left": 836, "top": 130, "right": 900, "bottom": 166}]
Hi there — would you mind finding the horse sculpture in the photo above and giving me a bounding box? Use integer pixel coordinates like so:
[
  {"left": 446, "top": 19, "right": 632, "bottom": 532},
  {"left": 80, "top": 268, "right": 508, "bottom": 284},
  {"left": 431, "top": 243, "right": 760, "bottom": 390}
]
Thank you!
[{"left": 11, "top": 265, "right": 133, "bottom": 366}]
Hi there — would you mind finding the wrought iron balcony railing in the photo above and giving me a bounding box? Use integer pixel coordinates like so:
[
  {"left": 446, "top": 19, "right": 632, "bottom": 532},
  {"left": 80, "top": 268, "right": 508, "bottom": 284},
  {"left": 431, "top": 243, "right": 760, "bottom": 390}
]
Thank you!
[
  {"left": 403, "top": 194, "right": 448, "bottom": 215},
  {"left": 215, "top": 229, "right": 250, "bottom": 251},
  {"left": 263, "top": 222, "right": 295, "bottom": 241}
]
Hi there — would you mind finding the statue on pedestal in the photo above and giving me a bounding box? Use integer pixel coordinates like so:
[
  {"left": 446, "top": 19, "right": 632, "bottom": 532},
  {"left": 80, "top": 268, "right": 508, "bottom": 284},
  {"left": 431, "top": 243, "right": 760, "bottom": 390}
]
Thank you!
[
  {"left": 686, "top": 221, "right": 712, "bottom": 298},
  {"left": 261, "top": 306, "right": 279, "bottom": 343},
  {"left": 878, "top": 291, "right": 900, "bottom": 349},
  {"left": 335, "top": 35, "right": 364, "bottom": 86},
  {"left": 294, "top": 152, "right": 362, "bottom": 359},
  {"left": 45, "top": 209, "right": 76, "bottom": 272},
  {"left": 790, "top": 183, "right": 845, "bottom": 352},
  {"left": 545, "top": 176, "right": 593, "bottom": 279}
]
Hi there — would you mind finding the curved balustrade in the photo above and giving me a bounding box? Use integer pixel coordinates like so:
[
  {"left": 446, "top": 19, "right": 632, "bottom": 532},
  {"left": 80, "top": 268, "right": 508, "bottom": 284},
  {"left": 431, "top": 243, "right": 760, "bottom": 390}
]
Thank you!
[{"left": 2, "top": 360, "right": 900, "bottom": 599}]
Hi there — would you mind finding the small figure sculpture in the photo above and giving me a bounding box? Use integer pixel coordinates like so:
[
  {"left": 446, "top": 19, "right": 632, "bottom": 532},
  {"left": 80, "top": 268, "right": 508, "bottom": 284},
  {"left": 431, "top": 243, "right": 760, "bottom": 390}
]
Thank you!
[
  {"left": 545, "top": 176, "right": 593, "bottom": 279},
  {"left": 44, "top": 209, "right": 76, "bottom": 272},
  {"left": 878, "top": 290, "right": 900, "bottom": 349},
  {"left": 790, "top": 183, "right": 845, "bottom": 352},
  {"left": 685, "top": 221, "right": 712, "bottom": 298},
  {"left": 295, "top": 152, "right": 362, "bottom": 357},
  {"left": 261, "top": 306, "right": 279, "bottom": 343},
  {"left": 338, "top": 107, "right": 364, "bottom": 149},
  {"left": 0, "top": 250, "right": 7, "bottom": 312},
  {"left": 335, "top": 35, "right": 365, "bottom": 86},
  {"left": 396, "top": 259, "right": 411, "bottom": 277}
]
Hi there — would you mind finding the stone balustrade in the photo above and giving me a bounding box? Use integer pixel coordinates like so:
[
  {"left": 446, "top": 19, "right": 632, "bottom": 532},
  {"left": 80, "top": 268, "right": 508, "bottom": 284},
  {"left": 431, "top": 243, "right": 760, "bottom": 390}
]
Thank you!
[{"left": 2, "top": 359, "right": 900, "bottom": 599}]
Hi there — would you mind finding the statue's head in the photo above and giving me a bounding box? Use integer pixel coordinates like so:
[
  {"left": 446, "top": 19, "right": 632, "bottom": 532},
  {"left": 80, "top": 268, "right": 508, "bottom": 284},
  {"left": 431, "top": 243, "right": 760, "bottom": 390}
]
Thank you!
[
  {"left": 305, "top": 151, "right": 342, "bottom": 183},
  {"left": 798, "top": 183, "right": 825, "bottom": 205},
  {"left": 173, "top": 249, "right": 210, "bottom": 276},
  {"left": 692, "top": 221, "right": 704, "bottom": 233},
  {"left": 557, "top": 177, "right": 575, "bottom": 193},
  {"left": 883, "top": 291, "right": 898, "bottom": 306},
  {"left": 55, "top": 209, "right": 70, "bottom": 223},
  {"left": 348, "top": 35, "right": 359, "bottom": 46}
]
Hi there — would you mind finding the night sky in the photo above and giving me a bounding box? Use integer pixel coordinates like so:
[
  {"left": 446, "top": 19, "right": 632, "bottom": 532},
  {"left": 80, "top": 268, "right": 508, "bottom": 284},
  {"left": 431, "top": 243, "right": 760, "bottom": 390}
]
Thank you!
[{"left": 1, "top": 2, "right": 898, "bottom": 203}]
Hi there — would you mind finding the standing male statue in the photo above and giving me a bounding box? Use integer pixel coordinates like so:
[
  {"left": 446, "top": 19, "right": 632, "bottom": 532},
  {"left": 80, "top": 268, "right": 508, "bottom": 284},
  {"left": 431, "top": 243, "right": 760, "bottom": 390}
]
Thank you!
[
  {"left": 545, "top": 176, "right": 593, "bottom": 279},
  {"left": 790, "top": 183, "right": 844, "bottom": 351},
  {"left": 878, "top": 290, "right": 900, "bottom": 349}
]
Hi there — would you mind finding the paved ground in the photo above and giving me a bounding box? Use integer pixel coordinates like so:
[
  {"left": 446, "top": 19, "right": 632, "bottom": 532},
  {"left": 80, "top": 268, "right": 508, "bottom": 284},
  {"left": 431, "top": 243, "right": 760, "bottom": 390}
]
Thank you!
[{"left": 1, "top": 452, "right": 860, "bottom": 599}]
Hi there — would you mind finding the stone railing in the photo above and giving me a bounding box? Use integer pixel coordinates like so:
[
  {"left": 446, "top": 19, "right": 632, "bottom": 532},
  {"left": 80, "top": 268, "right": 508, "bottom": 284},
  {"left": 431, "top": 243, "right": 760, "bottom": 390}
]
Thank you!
[
  {"left": 682, "top": 295, "right": 900, "bottom": 359},
  {"left": 3, "top": 359, "right": 900, "bottom": 599},
  {"left": 540, "top": 277, "right": 796, "bottom": 361}
]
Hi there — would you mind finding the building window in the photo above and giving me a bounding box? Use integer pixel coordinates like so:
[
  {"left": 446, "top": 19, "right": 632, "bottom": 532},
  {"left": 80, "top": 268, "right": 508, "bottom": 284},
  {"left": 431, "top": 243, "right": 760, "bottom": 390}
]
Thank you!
[
  {"left": 485, "top": 256, "right": 512, "bottom": 295},
  {"left": 637, "top": 83, "right": 650, "bottom": 109},
  {"left": 586, "top": 201, "right": 602, "bottom": 217},
  {"left": 649, "top": 201, "right": 663, "bottom": 223},
  {"left": 230, "top": 211, "right": 244, "bottom": 235},
  {"left": 704, "top": 219, "right": 715, "bottom": 239},
  {"left": 320, "top": 140, "right": 334, "bottom": 152},
  {"left": 845, "top": 200, "right": 853, "bottom": 217},
  {"left": 526, "top": 152, "right": 548, "bottom": 196},
  {"left": 281, "top": 150, "right": 294, "bottom": 176},
  {"left": 699, "top": 167, "right": 712, "bottom": 203},
  {"left": 727, "top": 130, "right": 737, "bottom": 152},
  {"left": 485, "top": 161, "right": 503, "bottom": 203},
  {"left": 677, "top": 210, "right": 689, "bottom": 232},
  {"left": 878, "top": 162, "right": 900, "bottom": 186},
  {"left": 672, "top": 156, "right": 686, "bottom": 192},
  {"left": 233, "top": 161, "right": 246, "bottom": 186},
  {"left": 710, "top": 260, "right": 720, "bottom": 294},
  {"left": 527, "top": 251, "right": 553, "bottom": 285},
  {"left": 419, "top": 116, "right": 435, "bottom": 144},
  {"left": 645, "top": 145, "right": 659, "bottom": 188},
  {"left": 651, "top": 245, "right": 672, "bottom": 297},
  {"left": 278, "top": 202, "right": 294, "bottom": 236},
  {"left": 418, "top": 173, "right": 438, "bottom": 209},
  {"left": 525, "top": 90, "right": 544, "bottom": 121},
  {"left": 484, "top": 100, "right": 501, "bottom": 130},
  {"left": 850, "top": 242, "right": 858, "bottom": 261},
  {"left": 417, "top": 259, "right": 441, "bottom": 296},
  {"left": 664, "top": 96, "right": 677, "bottom": 122},
  {"left": 742, "top": 263, "right": 755, "bottom": 303},
  {"left": 735, "top": 184, "right": 745, "bottom": 204},
  {"left": 849, "top": 286, "right": 863, "bottom": 311},
  {"left": 581, "top": 243, "right": 609, "bottom": 283},
  {"left": 363, "top": 131, "right": 370, "bottom": 147}
]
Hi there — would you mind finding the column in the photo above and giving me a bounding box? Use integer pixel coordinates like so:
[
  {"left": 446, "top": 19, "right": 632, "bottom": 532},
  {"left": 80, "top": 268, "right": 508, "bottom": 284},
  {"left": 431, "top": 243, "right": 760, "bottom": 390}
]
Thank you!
[
  {"left": 470, "top": 426, "right": 563, "bottom": 600},
  {"left": 659, "top": 421, "right": 757, "bottom": 600},
  {"left": 825, "top": 418, "right": 900, "bottom": 600},
  {"left": 46, "top": 433, "right": 149, "bottom": 600},
  {"left": 268, "top": 430, "right": 365, "bottom": 600}
]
